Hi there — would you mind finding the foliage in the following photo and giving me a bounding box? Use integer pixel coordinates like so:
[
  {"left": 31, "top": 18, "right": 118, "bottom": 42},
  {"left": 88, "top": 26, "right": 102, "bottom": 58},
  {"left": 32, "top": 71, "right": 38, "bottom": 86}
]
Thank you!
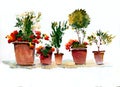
[
  {"left": 6, "top": 11, "right": 48, "bottom": 48},
  {"left": 36, "top": 44, "right": 55, "bottom": 57},
  {"left": 65, "top": 39, "right": 88, "bottom": 51},
  {"left": 15, "top": 11, "right": 41, "bottom": 41},
  {"left": 87, "top": 29, "right": 115, "bottom": 51},
  {"left": 69, "top": 9, "right": 90, "bottom": 29},
  {"left": 50, "top": 21, "right": 68, "bottom": 53},
  {"left": 68, "top": 9, "right": 90, "bottom": 45}
]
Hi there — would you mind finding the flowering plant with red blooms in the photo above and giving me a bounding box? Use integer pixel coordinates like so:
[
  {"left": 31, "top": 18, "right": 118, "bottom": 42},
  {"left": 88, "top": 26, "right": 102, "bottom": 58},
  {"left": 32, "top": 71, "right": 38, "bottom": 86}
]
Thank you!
[
  {"left": 6, "top": 30, "right": 49, "bottom": 48},
  {"left": 65, "top": 39, "right": 88, "bottom": 51},
  {"left": 6, "top": 11, "right": 49, "bottom": 48},
  {"left": 36, "top": 44, "right": 55, "bottom": 57}
]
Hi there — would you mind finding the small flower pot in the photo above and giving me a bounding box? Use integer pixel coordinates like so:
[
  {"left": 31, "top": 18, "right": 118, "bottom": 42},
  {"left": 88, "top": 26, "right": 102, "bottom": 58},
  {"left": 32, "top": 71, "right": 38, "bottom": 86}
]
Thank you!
[
  {"left": 93, "top": 50, "right": 105, "bottom": 65},
  {"left": 40, "top": 53, "right": 52, "bottom": 65},
  {"left": 54, "top": 53, "right": 64, "bottom": 65},
  {"left": 13, "top": 42, "right": 35, "bottom": 66},
  {"left": 71, "top": 48, "right": 87, "bottom": 65}
]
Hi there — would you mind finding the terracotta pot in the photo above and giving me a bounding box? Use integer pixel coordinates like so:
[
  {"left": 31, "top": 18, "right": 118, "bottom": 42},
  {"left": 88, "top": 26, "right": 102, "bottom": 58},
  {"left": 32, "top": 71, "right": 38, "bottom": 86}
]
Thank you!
[
  {"left": 93, "top": 50, "right": 105, "bottom": 65},
  {"left": 13, "top": 42, "right": 35, "bottom": 66},
  {"left": 71, "top": 48, "right": 87, "bottom": 65},
  {"left": 40, "top": 53, "right": 52, "bottom": 65},
  {"left": 54, "top": 53, "right": 64, "bottom": 65}
]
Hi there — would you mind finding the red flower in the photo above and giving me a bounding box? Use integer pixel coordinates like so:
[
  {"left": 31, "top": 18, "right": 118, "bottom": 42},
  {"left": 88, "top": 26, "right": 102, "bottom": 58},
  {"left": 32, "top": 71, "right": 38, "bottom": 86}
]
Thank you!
[
  {"left": 83, "top": 42, "right": 88, "bottom": 45},
  {"left": 32, "top": 39, "right": 39, "bottom": 44},
  {"left": 36, "top": 35, "right": 41, "bottom": 39},
  {"left": 35, "top": 31, "right": 41, "bottom": 35},
  {"left": 51, "top": 47, "right": 55, "bottom": 52},
  {"left": 6, "top": 30, "right": 19, "bottom": 43},
  {"left": 30, "top": 34, "right": 35, "bottom": 39},
  {"left": 65, "top": 44, "right": 70, "bottom": 50},
  {"left": 65, "top": 39, "right": 78, "bottom": 50},
  {"left": 13, "top": 30, "right": 18, "bottom": 35},
  {"left": 8, "top": 39, "right": 12, "bottom": 43},
  {"left": 17, "top": 37, "right": 22, "bottom": 41},
  {"left": 44, "top": 34, "right": 49, "bottom": 40},
  {"left": 36, "top": 46, "right": 43, "bottom": 54}
]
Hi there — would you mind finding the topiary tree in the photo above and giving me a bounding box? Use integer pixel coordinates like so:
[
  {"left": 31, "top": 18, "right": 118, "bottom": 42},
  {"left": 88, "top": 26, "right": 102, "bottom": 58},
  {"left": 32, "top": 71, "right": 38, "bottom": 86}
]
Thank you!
[{"left": 68, "top": 9, "right": 90, "bottom": 45}]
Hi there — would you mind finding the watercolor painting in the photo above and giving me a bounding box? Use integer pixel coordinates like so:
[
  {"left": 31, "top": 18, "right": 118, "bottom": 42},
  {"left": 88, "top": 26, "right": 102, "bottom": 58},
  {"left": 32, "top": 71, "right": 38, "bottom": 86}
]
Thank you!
[{"left": 0, "top": 0, "right": 120, "bottom": 87}]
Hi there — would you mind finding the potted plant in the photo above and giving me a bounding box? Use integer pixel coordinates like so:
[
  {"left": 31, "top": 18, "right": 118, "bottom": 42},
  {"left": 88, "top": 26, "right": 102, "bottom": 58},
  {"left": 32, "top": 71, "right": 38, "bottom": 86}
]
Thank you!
[
  {"left": 87, "top": 29, "right": 115, "bottom": 65},
  {"left": 50, "top": 21, "right": 68, "bottom": 65},
  {"left": 36, "top": 37, "right": 55, "bottom": 65},
  {"left": 66, "top": 9, "right": 90, "bottom": 65},
  {"left": 6, "top": 11, "right": 44, "bottom": 65},
  {"left": 65, "top": 39, "right": 88, "bottom": 65}
]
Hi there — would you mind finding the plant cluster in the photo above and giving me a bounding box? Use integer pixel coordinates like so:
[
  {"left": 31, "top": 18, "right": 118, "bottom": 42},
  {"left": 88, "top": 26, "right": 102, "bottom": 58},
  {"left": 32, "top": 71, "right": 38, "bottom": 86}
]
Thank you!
[
  {"left": 68, "top": 9, "right": 90, "bottom": 46},
  {"left": 65, "top": 39, "right": 88, "bottom": 51},
  {"left": 5, "top": 9, "right": 115, "bottom": 59},
  {"left": 87, "top": 29, "right": 115, "bottom": 51},
  {"left": 36, "top": 44, "right": 55, "bottom": 57},
  {"left": 6, "top": 11, "right": 49, "bottom": 48},
  {"left": 69, "top": 9, "right": 90, "bottom": 29}
]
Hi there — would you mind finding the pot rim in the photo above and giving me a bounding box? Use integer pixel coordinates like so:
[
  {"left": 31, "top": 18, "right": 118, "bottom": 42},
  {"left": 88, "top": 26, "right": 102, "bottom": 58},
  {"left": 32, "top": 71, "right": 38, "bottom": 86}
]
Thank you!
[
  {"left": 54, "top": 53, "right": 64, "bottom": 55},
  {"left": 71, "top": 47, "right": 87, "bottom": 51},
  {"left": 92, "top": 50, "right": 105, "bottom": 53},
  {"left": 12, "top": 41, "right": 35, "bottom": 44}
]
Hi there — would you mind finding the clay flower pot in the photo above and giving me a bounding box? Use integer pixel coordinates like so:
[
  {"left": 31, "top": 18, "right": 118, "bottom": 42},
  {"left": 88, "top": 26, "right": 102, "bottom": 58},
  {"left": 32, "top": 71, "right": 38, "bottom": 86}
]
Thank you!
[
  {"left": 54, "top": 53, "right": 64, "bottom": 65},
  {"left": 71, "top": 48, "right": 87, "bottom": 65},
  {"left": 13, "top": 42, "right": 35, "bottom": 66},
  {"left": 93, "top": 50, "right": 105, "bottom": 65},
  {"left": 40, "top": 53, "right": 52, "bottom": 65}
]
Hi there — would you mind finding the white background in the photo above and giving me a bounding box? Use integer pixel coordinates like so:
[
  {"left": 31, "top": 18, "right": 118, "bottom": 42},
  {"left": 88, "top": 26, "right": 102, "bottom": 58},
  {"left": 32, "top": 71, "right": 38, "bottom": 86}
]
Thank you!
[{"left": 0, "top": 0, "right": 120, "bottom": 87}]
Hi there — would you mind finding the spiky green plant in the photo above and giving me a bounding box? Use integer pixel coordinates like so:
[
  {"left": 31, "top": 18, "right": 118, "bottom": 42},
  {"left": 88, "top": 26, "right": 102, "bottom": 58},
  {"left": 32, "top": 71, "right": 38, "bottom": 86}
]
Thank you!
[{"left": 50, "top": 21, "right": 68, "bottom": 54}]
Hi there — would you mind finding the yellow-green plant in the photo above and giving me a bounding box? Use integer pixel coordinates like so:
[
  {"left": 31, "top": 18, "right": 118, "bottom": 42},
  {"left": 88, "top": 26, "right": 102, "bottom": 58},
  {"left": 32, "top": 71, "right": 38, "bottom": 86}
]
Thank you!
[
  {"left": 68, "top": 9, "right": 90, "bottom": 45},
  {"left": 87, "top": 29, "right": 115, "bottom": 51}
]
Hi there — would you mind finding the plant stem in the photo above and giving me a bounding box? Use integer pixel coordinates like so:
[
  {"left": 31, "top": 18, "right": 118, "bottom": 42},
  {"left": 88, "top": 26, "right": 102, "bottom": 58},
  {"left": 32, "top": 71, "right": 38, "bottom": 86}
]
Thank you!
[
  {"left": 56, "top": 48, "right": 59, "bottom": 54},
  {"left": 97, "top": 46, "right": 100, "bottom": 51},
  {"left": 76, "top": 29, "right": 81, "bottom": 44}
]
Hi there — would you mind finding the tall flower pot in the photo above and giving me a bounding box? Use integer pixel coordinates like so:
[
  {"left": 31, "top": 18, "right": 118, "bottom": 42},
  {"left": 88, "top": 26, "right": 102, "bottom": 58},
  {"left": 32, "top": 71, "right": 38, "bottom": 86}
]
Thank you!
[
  {"left": 71, "top": 48, "right": 87, "bottom": 65},
  {"left": 93, "top": 50, "right": 105, "bottom": 65},
  {"left": 40, "top": 53, "right": 52, "bottom": 65},
  {"left": 13, "top": 42, "right": 35, "bottom": 66},
  {"left": 54, "top": 53, "right": 64, "bottom": 65}
]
